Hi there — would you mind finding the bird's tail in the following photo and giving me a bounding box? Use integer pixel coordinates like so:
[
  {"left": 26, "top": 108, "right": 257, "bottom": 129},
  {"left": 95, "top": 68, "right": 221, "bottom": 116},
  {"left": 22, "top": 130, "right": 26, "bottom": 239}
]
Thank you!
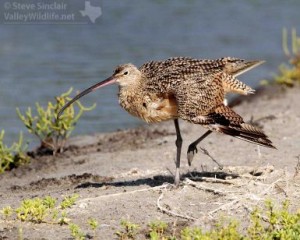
[
  {"left": 223, "top": 58, "right": 265, "bottom": 77},
  {"left": 216, "top": 122, "right": 275, "bottom": 148},
  {"left": 205, "top": 104, "right": 276, "bottom": 149}
]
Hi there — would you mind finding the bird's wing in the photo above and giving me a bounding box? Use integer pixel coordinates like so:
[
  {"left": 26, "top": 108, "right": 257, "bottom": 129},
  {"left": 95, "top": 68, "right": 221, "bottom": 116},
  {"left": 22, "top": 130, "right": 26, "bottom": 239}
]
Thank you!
[
  {"left": 140, "top": 57, "right": 225, "bottom": 85},
  {"left": 173, "top": 72, "right": 225, "bottom": 119},
  {"left": 142, "top": 63, "right": 226, "bottom": 119},
  {"left": 141, "top": 57, "right": 224, "bottom": 94}
]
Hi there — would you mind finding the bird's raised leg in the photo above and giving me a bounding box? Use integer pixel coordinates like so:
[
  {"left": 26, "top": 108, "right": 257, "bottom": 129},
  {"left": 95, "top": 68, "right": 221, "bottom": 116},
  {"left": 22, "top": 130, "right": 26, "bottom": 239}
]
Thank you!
[
  {"left": 174, "top": 119, "right": 182, "bottom": 187},
  {"left": 187, "top": 130, "right": 212, "bottom": 166},
  {"left": 187, "top": 130, "right": 223, "bottom": 170}
]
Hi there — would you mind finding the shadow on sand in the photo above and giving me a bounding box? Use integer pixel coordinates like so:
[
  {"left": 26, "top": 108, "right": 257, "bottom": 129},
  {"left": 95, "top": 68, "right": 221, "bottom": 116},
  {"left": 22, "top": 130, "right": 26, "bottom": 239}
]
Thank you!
[{"left": 75, "top": 171, "right": 239, "bottom": 189}]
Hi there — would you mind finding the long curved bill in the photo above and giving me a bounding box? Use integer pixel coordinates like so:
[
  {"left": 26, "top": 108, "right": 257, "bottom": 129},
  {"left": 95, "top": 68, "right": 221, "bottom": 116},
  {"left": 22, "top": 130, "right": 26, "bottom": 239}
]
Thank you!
[{"left": 57, "top": 76, "right": 116, "bottom": 119}]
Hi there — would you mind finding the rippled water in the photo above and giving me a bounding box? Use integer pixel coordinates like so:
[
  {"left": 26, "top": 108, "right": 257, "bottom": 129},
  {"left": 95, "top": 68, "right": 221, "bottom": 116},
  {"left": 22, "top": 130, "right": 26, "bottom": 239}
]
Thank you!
[{"left": 0, "top": 0, "right": 299, "bottom": 146}]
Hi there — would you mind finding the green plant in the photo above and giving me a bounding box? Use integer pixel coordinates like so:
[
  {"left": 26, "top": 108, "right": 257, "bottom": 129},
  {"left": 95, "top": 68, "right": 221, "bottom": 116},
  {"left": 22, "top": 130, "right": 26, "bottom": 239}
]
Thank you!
[
  {"left": 2, "top": 197, "right": 299, "bottom": 239},
  {"left": 0, "top": 130, "right": 30, "bottom": 173},
  {"left": 2, "top": 195, "right": 77, "bottom": 225},
  {"left": 282, "top": 28, "right": 300, "bottom": 63},
  {"left": 181, "top": 221, "right": 242, "bottom": 240},
  {"left": 274, "top": 28, "right": 300, "bottom": 86},
  {"left": 17, "top": 87, "right": 96, "bottom": 154},
  {"left": 180, "top": 200, "right": 300, "bottom": 240},
  {"left": 148, "top": 221, "right": 169, "bottom": 240},
  {"left": 60, "top": 194, "right": 79, "bottom": 209},
  {"left": 115, "top": 220, "right": 140, "bottom": 240},
  {"left": 247, "top": 200, "right": 300, "bottom": 240},
  {"left": 1, "top": 206, "right": 13, "bottom": 219},
  {"left": 112, "top": 200, "right": 299, "bottom": 240},
  {"left": 69, "top": 223, "right": 86, "bottom": 240},
  {"left": 88, "top": 218, "right": 99, "bottom": 238},
  {"left": 15, "top": 198, "right": 50, "bottom": 223},
  {"left": 181, "top": 227, "right": 203, "bottom": 240},
  {"left": 247, "top": 207, "right": 264, "bottom": 239},
  {"left": 58, "top": 210, "right": 70, "bottom": 225},
  {"left": 43, "top": 195, "right": 57, "bottom": 209},
  {"left": 88, "top": 218, "right": 99, "bottom": 231}
]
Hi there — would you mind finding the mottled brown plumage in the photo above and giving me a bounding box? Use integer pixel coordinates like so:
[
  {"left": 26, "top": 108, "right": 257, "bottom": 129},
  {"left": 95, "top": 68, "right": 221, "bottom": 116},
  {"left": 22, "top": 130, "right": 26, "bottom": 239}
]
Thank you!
[{"left": 58, "top": 57, "right": 275, "bottom": 186}]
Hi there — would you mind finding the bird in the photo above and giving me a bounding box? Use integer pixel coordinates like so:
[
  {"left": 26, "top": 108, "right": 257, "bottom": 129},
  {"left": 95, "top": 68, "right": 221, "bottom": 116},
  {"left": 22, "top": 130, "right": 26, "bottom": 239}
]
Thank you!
[{"left": 58, "top": 57, "right": 276, "bottom": 186}]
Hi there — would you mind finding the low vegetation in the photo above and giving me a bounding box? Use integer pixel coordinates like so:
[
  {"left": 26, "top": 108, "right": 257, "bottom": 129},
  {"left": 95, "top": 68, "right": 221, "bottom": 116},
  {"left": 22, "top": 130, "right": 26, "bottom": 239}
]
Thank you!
[
  {"left": 271, "top": 28, "right": 300, "bottom": 86},
  {"left": 1, "top": 194, "right": 101, "bottom": 239},
  {"left": 1, "top": 194, "right": 79, "bottom": 224},
  {"left": 17, "top": 87, "right": 95, "bottom": 155},
  {"left": 60, "top": 194, "right": 79, "bottom": 209},
  {"left": 68, "top": 219, "right": 99, "bottom": 240},
  {"left": 1, "top": 197, "right": 299, "bottom": 239},
  {"left": 115, "top": 220, "right": 140, "bottom": 239},
  {"left": 0, "top": 88, "right": 95, "bottom": 174},
  {"left": 69, "top": 223, "right": 86, "bottom": 240},
  {"left": 0, "top": 130, "right": 30, "bottom": 173},
  {"left": 112, "top": 200, "right": 299, "bottom": 240},
  {"left": 148, "top": 221, "right": 169, "bottom": 240}
]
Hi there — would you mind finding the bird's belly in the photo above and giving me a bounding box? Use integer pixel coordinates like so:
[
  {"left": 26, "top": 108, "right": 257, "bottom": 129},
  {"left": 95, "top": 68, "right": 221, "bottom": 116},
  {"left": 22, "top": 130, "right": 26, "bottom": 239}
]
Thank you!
[{"left": 140, "top": 99, "right": 178, "bottom": 123}]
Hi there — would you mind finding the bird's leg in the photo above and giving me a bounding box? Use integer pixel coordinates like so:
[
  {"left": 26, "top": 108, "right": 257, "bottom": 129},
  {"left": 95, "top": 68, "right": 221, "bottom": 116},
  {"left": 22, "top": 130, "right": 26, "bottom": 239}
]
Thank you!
[
  {"left": 174, "top": 119, "right": 182, "bottom": 187},
  {"left": 187, "top": 130, "right": 213, "bottom": 166},
  {"left": 187, "top": 130, "right": 212, "bottom": 165}
]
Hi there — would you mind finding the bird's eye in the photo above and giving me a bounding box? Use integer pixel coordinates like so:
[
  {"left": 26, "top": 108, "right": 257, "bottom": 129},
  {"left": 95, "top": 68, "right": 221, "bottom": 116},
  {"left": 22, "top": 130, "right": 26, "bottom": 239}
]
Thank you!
[{"left": 124, "top": 71, "right": 128, "bottom": 75}]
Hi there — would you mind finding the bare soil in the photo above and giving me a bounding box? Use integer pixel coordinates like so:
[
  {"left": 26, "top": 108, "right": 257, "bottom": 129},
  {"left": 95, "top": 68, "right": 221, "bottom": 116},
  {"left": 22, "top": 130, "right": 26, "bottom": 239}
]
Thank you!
[{"left": 0, "top": 85, "right": 300, "bottom": 240}]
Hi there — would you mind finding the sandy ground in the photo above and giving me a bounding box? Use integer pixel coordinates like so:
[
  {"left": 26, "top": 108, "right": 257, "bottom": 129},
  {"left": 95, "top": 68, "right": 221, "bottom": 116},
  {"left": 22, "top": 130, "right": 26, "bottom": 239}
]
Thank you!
[{"left": 0, "top": 85, "right": 300, "bottom": 239}]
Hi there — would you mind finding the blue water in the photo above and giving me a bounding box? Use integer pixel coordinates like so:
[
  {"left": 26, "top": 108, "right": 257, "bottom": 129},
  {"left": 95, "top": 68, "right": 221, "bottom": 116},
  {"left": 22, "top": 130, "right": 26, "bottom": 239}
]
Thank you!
[{"left": 0, "top": 0, "right": 299, "bottom": 146}]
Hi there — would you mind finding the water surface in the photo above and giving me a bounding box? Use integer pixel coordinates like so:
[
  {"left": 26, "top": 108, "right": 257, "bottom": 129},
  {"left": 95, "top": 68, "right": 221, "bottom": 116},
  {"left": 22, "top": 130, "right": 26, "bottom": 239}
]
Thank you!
[{"left": 0, "top": 0, "right": 299, "bottom": 146}]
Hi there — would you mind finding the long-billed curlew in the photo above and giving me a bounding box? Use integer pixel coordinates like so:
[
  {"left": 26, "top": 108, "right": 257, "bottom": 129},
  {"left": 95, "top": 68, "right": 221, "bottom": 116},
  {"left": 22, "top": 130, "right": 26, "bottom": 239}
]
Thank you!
[{"left": 58, "top": 57, "right": 275, "bottom": 186}]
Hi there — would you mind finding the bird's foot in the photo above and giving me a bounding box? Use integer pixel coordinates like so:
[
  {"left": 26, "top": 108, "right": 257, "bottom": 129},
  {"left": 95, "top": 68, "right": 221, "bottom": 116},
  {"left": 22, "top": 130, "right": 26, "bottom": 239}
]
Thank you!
[{"left": 187, "top": 144, "right": 198, "bottom": 166}]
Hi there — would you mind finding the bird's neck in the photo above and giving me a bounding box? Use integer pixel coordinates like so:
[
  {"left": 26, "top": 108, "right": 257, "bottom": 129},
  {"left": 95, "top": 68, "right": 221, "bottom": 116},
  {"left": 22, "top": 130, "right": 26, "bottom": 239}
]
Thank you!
[
  {"left": 118, "top": 79, "right": 142, "bottom": 94},
  {"left": 118, "top": 83, "right": 141, "bottom": 102},
  {"left": 118, "top": 83, "right": 142, "bottom": 117}
]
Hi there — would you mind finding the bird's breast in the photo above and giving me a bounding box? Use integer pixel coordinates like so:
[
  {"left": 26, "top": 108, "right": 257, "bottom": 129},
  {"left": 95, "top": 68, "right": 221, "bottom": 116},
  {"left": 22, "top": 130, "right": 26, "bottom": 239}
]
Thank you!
[{"left": 119, "top": 90, "right": 178, "bottom": 123}]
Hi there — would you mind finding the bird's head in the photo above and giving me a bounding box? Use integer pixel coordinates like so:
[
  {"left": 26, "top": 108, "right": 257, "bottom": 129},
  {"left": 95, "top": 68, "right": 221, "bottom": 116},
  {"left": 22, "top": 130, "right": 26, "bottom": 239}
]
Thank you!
[
  {"left": 113, "top": 63, "right": 141, "bottom": 87},
  {"left": 57, "top": 63, "right": 140, "bottom": 119}
]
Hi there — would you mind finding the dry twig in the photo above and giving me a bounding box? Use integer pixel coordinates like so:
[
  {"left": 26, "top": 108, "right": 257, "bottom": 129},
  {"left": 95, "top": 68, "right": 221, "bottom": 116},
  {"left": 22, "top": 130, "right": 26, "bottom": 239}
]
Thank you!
[{"left": 156, "top": 192, "right": 196, "bottom": 221}]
